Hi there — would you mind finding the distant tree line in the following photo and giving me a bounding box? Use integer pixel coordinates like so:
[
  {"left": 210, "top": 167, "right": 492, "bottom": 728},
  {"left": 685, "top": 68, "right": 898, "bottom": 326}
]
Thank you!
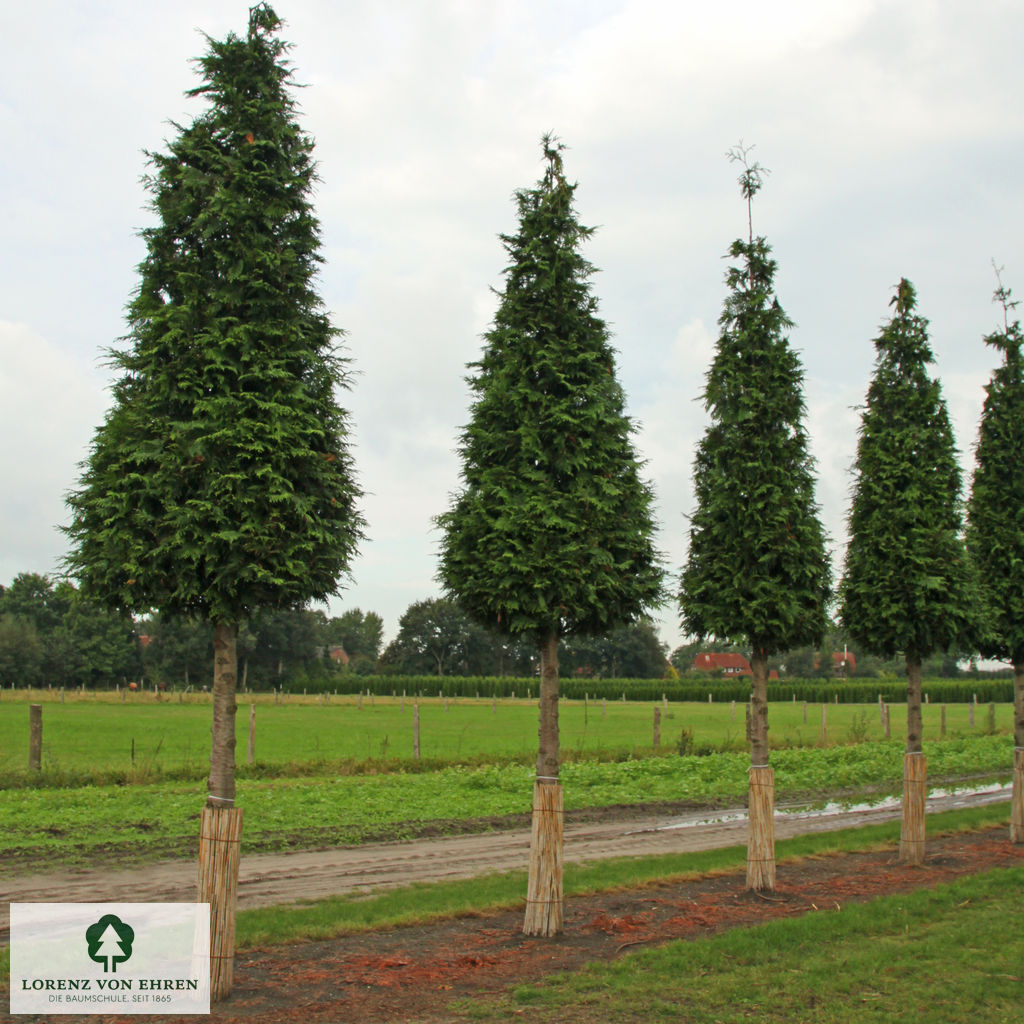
[
  {"left": 0, "top": 578, "right": 670, "bottom": 688},
  {"left": 1, "top": 574, "right": 999, "bottom": 690}
]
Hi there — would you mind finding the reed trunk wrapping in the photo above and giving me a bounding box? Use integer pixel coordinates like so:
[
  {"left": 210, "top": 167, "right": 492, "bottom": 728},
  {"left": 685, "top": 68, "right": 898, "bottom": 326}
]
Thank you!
[
  {"left": 524, "top": 634, "right": 563, "bottom": 937},
  {"left": 899, "top": 751, "right": 927, "bottom": 864},
  {"left": 1013, "top": 663, "right": 1024, "bottom": 843},
  {"left": 746, "top": 765, "right": 775, "bottom": 892},
  {"left": 197, "top": 806, "right": 243, "bottom": 1002},
  {"left": 1011, "top": 748, "right": 1024, "bottom": 845},
  {"left": 523, "top": 779, "right": 564, "bottom": 936},
  {"left": 745, "top": 652, "right": 775, "bottom": 891}
]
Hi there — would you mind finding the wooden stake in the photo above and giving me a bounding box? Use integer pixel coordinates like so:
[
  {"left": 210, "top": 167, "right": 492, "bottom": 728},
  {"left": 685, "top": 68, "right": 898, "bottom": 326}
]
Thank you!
[
  {"left": 883, "top": 703, "right": 890, "bottom": 739},
  {"left": 29, "top": 704, "right": 42, "bottom": 771},
  {"left": 197, "top": 806, "right": 243, "bottom": 1002},
  {"left": 940, "top": 704, "right": 946, "bottom": 737},
  {"left": 820, "top": 703, "right": 827, "bottom": 745},
  {"left": 247, "top": 704, "right": 255, "bottom": 765},
  {"left": 746, "top": 765, "right": 775, "bottom": 892},
  {"left": 413, "top": 702, "right": 420, "bottom": 759},
  {"left": 653, "top": 707, "right": 661, "bottom": 749},
  {"left": 899, "top": 751, "right": 927, "bottom": 865},
  {"left": 1011, "top": 748, "right": 1024, "bottom": 845},
  {"left": 523, "top": 779, "right": 564, "bottom": 936}
]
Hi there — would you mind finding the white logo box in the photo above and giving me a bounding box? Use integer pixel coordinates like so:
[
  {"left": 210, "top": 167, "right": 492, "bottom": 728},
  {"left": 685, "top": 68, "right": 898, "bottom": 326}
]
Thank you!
[{"left": 10, "top": 903, "right": 210, "bottom": 1015}]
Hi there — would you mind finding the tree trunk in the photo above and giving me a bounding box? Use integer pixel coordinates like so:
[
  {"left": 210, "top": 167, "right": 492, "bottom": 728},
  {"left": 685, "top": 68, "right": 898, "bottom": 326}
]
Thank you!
[
  {"left": 209, "top": 623, "right": 238, "bottom": 805},
  {"left": 199, "top": 620, "right": 242, "bottom": 1001},
  {"left": 746, "top": 650, "right": 775, "bottom": 891},
  {"left": 524, "top": 633, "right": 563, "bottom": 936},
  {"left": 900, "top": 656, "right": 926, "bottom": 863},
  {"left": 905, "top": 656, "right": 923, "bottom": 754},
  {"left": 1012, "top": 661, "right": 1024, "bottom": 844}
]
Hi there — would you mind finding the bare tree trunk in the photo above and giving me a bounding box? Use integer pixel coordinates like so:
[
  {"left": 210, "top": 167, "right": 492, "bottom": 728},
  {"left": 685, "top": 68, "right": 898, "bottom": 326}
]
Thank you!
[
  {"left": 1012, "top": 660, "right": 1024, "bottom": 844},
  {"left": 199, "top": 621, "right": 242, "bottom": 1001},
  {"left": 208, "top": 623, "right": 238, "bottom": 805},
  {"left": 746, "top": 650, "right": 775, "bottom": 891},
  {"left": 524, "top": 633, "right": 563, "bottom": 936},
  {"left": 900, "top": 656, "right": 927, "bottom": 864}
]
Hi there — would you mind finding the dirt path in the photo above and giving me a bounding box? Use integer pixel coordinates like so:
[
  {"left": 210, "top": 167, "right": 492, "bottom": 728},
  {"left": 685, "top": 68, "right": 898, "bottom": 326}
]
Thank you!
[{"left": 1, "top": 785, "right": 1009, "bottom": 926}]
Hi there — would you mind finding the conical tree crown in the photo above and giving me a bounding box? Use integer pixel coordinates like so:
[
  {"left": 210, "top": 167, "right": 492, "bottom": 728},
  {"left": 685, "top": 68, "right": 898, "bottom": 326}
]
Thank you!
[
  {"left": 438, "top": 137, "right": 663, "bottom": 643},
  {"left": 679, "top": 230, "right": 829, "bottom": 655},
  {"left": 966, "top": 276, "right": 1024, "bottom": 664},
  {"left": 65, "top": 5, "right": 362, "bottom": 623},
  {"left": 841, "top": 279, "right": 974, "bottom": 660}
]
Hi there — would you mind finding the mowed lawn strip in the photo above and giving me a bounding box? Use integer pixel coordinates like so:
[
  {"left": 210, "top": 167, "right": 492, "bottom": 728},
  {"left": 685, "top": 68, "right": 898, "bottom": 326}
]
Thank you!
[
  {"left": 0, "top": 738, "right": 1012, "bottom": 865},
  {"left": 457, "top": 861, "right": 1024, "bottom": 1024}
]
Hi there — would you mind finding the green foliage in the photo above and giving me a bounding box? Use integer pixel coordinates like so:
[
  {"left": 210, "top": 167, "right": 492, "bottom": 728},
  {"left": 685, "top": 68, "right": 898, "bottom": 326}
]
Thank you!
[
  {"left": 325, "top": 608, "right": 385, "bottom": 665},
  {"left": 966, "top": 269, "right": 1024, "bottom": 665},
  {"left": 378, "top": 598, "right": 517, "bottom": 676},
  {"left": 0, "top": 736, "right": 1009, "bottom": 866},
  {"left": 841, "top": 280, "right": 975, "bottom": 661},
  {"left": 0, "top": 574, "right": 139, "bottom": 688},
  {"left": 437, "top": 136, "right": 664, "bottom": 644},
  {"left": 63, "top": 5, "right": 362, "bottom": 626},
  {"left": 561, "top": 620, "right": 668, "bottom": 678},
  {"left": 679, "top": 156, "right": 829, "bottom": 656}
]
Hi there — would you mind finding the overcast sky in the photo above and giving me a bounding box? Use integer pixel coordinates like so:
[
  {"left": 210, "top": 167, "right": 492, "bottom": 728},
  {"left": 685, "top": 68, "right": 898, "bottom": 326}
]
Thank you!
[{"left": 2, "top": 0, "right": 1022, "bottom": 650}]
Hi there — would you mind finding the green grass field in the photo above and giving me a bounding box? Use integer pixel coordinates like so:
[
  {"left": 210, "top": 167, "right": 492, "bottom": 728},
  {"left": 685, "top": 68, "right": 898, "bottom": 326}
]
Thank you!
[
  {"left": 457, "top": 862, "right": 1024, "bottom": 1023},
  {"left": 0, "top": 690, "right": 1011, "bottom": 779}
]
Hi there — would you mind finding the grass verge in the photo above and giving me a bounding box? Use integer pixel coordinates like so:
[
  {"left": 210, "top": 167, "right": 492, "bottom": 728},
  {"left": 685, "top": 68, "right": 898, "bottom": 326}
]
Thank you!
[{"left": 458, "top": 863, "right": 1024, "bottom": 1023}]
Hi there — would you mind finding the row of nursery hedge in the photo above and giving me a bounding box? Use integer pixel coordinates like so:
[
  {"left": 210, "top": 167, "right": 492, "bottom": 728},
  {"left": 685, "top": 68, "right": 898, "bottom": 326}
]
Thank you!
[{"left": 299, "top": 675, "right": 1015, "bottom": 705}]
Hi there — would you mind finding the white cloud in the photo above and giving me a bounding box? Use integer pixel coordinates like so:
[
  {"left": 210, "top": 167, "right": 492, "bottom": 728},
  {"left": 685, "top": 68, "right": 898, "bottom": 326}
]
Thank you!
[{"left": 0, "top": 323, "right": 109, "bottom": 582}]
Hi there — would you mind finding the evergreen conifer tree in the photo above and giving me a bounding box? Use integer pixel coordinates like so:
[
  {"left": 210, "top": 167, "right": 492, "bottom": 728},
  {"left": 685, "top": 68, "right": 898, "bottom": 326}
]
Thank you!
[
  {"left": 64, "top": 5, "right": 361, "bottom": 996},
  {"left": 437, "top": 136, "right": 664, "bottom": 935},
  {"left": 965, "top": 266, "right": 1024, "bottom": 841},
  {"left": 840, "top": 278, "right": 974, "bottom": 862},
  {"left": 678, "top": 145, "right": 830, "bottom": 891}
]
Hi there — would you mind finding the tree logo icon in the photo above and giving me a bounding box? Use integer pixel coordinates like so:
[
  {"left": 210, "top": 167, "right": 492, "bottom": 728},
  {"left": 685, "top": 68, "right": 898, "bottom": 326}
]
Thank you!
[{"left": 85, "top": 914, "right": 135, "bottom": 973}]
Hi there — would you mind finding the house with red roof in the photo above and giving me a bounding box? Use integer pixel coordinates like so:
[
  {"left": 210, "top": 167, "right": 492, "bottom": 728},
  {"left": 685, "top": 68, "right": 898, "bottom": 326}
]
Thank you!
[{"left": 691, "top": 652, "right": 752, "bottom": 676}]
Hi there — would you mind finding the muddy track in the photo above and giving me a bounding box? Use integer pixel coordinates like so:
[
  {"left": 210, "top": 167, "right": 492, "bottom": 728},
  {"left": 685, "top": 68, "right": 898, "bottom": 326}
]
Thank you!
[{"left": 0, "top": 785, "right": 1009, "bottom": 937}]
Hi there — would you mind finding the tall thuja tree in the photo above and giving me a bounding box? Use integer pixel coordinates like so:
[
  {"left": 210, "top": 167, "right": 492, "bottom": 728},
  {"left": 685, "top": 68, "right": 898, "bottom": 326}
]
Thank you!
[
  {"left": 438, "top": 137, "right": 664, "bottom": 936},
  {"left": 678, "top": 146, "right": 830, "bottom": 892},
  {"left": 966, "top": 266, "right": 1024, "bottom": 842},
  {"left": 840, "top": 278, "right": 974, "bottom": 864},
  {"left": 64, "top": 5, "right": 362, "bottom": 998}
]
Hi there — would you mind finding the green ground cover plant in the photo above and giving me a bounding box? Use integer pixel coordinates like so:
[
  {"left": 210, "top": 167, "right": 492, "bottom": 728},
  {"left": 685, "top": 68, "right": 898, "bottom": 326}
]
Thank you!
[
  {"left": 0, "top": 736, "right": 1011, "bottom": 867},
  {"left": 459, "top": 861, "right": 1024, "bottom": 1023}
]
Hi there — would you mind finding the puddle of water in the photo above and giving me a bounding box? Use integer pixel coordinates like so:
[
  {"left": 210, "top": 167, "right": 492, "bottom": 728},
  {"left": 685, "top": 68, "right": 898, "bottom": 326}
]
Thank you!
[{"left": 635, "top": 782, "right": 1013, "bottom": 835}]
